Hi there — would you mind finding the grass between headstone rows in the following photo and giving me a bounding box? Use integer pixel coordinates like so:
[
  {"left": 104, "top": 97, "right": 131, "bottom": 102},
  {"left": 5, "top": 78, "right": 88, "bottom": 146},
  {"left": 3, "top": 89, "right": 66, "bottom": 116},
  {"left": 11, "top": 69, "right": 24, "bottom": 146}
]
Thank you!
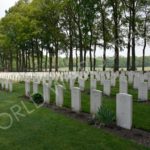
[
  {"left": 0, "top": 82, "right": 148, "bottom": 150},
  {"left": 49, "top": 79, "right": 150, "bottom": 132}
]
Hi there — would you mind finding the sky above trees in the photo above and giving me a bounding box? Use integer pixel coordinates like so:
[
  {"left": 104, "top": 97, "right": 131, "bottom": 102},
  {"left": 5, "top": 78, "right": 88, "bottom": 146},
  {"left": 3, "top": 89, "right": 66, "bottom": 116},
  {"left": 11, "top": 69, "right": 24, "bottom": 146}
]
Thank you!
[
  {"left": 0, "top": 0, "right": 19, "bottom": 18},
  {"left": 0, "top": 0, "right": 150, "bottom": 57}
]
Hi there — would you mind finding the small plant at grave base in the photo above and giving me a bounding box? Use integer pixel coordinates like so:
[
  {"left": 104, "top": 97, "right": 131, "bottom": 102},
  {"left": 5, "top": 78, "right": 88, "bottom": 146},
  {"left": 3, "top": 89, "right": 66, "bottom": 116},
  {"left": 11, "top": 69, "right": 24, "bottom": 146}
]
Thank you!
[
  {"left": 75, "top": 80, "right": 78, "bottom": 85},
  {"left": 95, "top": 106, "right": 115, "bottom": 127},
  {"left": 19, "top": 81, "right": 24, "bottom": 84},
  {"left": 32, "top": 93, "right": 44, "bottom": 104}
]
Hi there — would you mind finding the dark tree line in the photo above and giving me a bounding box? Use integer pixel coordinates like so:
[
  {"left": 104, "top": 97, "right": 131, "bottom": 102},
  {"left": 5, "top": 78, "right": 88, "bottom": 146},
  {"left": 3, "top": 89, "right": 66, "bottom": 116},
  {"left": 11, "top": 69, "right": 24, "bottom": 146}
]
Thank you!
[{"left": 0, "top": 0, "right": 150, "bottom": 72}]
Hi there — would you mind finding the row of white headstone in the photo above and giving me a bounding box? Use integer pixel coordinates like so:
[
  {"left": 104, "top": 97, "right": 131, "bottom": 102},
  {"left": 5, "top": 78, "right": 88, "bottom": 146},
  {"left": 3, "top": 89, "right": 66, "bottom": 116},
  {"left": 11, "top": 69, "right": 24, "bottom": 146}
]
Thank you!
[
  {"left": 25, "top": 72, "right": 149, "bottom": 102},
  {"left": 78, "top": 77, "right": 148, "bottom": 101},
  {"left": 0, "top": 70, "right": 148, "bottom": 102},
  {"left": 0, "top": 79, "right": 13, "bottom": 92},
  {"left": 25, "top": 80, "right": 133, "bottom": 130},
  {"left": 1, "top": 71, "right": 150, "bottom": 87}
]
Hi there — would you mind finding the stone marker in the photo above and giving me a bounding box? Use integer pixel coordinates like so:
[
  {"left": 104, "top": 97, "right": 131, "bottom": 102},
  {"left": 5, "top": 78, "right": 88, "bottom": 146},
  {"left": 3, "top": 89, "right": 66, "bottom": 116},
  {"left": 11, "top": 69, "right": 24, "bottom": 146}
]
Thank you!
[
  {"left": 116, "top": 93, "right": 132, "bottom": 130},
  {"left": 33, "top": 82, "right": 39, "bottom": 94},
  {"left": 148, "top": 77, "right": 150, "bottom": 90},
  {"left": 128, "top": 74, "right": 134, "bottom": 84},
  {"left": 100, "top": 75, "right": 105, "bottom": 85},
  {"left": 119, "top": 75, "right": 127, "bottom": 82},
  {"left": 106, "top": 72, "right": 110, "bottom": 79},
  {"left": 5, "top": 80, "right": 9, "bottom": 90},
  {"left": 9, "top": 80, "right": 13, "bottom": 92},
  {"left": 111, "top": 76, "right": 116, "bottom": 87},
  {"left": 25, "top": 80, "right": 30, "bottom": 97},
  {"left": 95, "top": 73, "right": 100, "bottom": 81},
  {"left": 56, "top": 85, "right": 63, "bottom": 107},
  {"left": 43, "top": 83, "right": 50, "bottom": 103},
  {"left": 103, "top": 80, "right": 111, "bottom": 96},
  {"left": 70, "top": 78, "right": 75, "bottom": 90},
  {"left": 90, "top": 79, "right": 97, "bottom": 90},
  {"left": 133, "top": 76, "right": 140, "bottom": 89},
  {"left": 48, "top": 79, "right": 52, "bottom": 88},
  {"left": 71, "top": 87, "right": 81, "bottom": 112},
  {"left": 79, "top": 78, "right": 85, "bottom": 91},
  {"left": 138, "top": 82, "right": 148, "bottom": 101},
  {"left": 1, "top": 80, "right": 5, "bottom": 89},
  {"left": 119, "top": 80, "right": 128, "bottom": 93},
  {"left": 90, "top": 90, "right": 102, "bottom": 115},
  {"left": 128, "top": 73, "right": 134, "bottom": 84}
]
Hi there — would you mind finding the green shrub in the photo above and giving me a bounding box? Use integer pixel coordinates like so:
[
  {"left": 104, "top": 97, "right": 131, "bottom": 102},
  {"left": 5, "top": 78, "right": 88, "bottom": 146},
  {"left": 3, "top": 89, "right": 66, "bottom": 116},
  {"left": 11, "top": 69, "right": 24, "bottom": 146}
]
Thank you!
[
  {"left": 96, "top": 106, "right": 115, "bottom": 126},
  {"left": 32, "top": 93, "right": 43, "bottom": 104},
  {"left": 19, "top": 81, "right": 24, "bottom": 84}
]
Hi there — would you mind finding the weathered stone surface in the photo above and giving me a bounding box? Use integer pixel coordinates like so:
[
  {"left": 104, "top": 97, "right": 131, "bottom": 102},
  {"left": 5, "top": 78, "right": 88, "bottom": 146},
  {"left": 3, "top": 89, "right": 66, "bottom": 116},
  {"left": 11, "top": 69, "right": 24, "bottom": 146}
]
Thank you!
[
  {"left": 25, "top": 80, "right": 30, "bottom": 97},
  {"left": 103, "top": 80, "right": 111, "bottom": 96},
  {"left": 119, "top": 80, "right": 128, "bottom": 93},
  {"left": 116, "top": 93, "right": 132, "bottom": 130},
  {"left": 90, "top": 90, "right": 102, "bottom": 115},
  {"left": 138, "top": 82, "right": 148, "bottom": 101},
  {"left": 43, "top": 83, "right": 50, "bottom": 104},
  {"left": 33, "top": 82, "right": 39, "bottom": 94},
  {"left": 71, "top": 87, "right": 81, "bottom": 112},
  {"left": 56, "top": 85, "right": 63, "bottom": 107}
]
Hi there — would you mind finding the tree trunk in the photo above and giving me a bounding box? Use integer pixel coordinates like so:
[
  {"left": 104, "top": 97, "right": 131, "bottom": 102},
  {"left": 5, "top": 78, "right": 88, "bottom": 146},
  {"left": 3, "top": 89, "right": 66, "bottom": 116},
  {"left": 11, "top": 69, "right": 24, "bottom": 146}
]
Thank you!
[
  {"left": 113, "top": 1, "right": 119, "bottom": 72},
  {"left": 45, "top": 50, "right": 48, "bottom": 72},
  {"left": 84, "top": 49, "right": 87, "bottom": 71},
  {"left": 89, "top": 29, "right": 93, "bottom": 71},
  {"left": 127, "top": 9, "right": 132, "bottom": 71},
  {"left": 93, "top": 42, "right": 96, "bottom": 71},
  {"left": 41, "top": 47, "right": 43, "bottom": 71},
  {"left": 16, "top": 49, "right": 19, "bottom": 72},
  {"left": 9, "top": 50, "right": 13, "bottom": 71},
  {"left": 49, "top": 47, "right": 53, "bottom": 72},
  {"left": 69, "top": 18, "right": 73, "bottom": 71},
  {"left": 78, "top": 16, "right": 83, "bottom": 70},
  {"left": 28, "top": 50, "right": 31, "bottom": 72},
  {"left": 36, "top": 39, "right": 40, "bottom": 72},
  {"left": 131, "top": 0, "right": 136, "bottom": 71},
  {"left": 55, "top": 43, "right": 58, "bottom": 72},
  {"left": 31, "top": 40, "right": 35, "bottom": 72},
  {"left": 76, "top": 46, "right": 78, "bottom": 71},
  {"left": 142, "top": 17, "right": 147, "bottom": 73}
]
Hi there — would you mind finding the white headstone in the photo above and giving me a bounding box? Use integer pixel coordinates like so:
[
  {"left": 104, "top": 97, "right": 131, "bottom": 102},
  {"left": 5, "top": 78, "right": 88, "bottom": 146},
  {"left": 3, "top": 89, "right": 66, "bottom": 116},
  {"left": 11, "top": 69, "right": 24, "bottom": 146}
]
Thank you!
[
  {"left": 148, "top": 77, "right": 150, "bottom": 89},
  {"left": 128, "top": 73, "right": 134, "bottom": 84},
  {"left": 71, "top": 87, "right": 81, "bottom": 112},
  {"left": 33, "top": 82, "right": 39, "bottom": 94},
  {"left": 1, "top": 80, "right": 5, "bottom": 89},
  {"left": 56, "top": 85, "right": 63, "bottom": 107},
  {"left": 9, "top": 80, "right": 13, "bottom": 92},
  {"left": 116, "top": 93, "right": 132, "bottom": 130},
  {"left": 48, "top": 79, "right": 52, "bottom": 87},
  {"left": 138, "top": 82, "right": 148, "bottom": 101},
  {"left": 111, "top": 76, "right": 116, "bottom": 87},
  {"left": 79, "top": 78, "right": 85, "bottom": 91},
  {"left": 95, "top": 73, "right": 100, "bottom": 81},
  {"left": 90, "top": 90, "right": 102, "bottom": 115},
  {"left": 119, "top": 80, "right": 128, "bottom": 93},
  {"left": 103, "top": 80, "right": 111, "bottom": 96},
  {"left": 43, "top": 83, "right": 50, "bottom": 103},
  {"left": 90, "top": 79, "right": 97, "bottom": 90},
  {"left": 25, "top": 80, "right": 30, "bottom": 97},
  {"left": 135, "top": 75, "right": 144, "bottom": 89},
  {"left": 100, "top": 75, "right": 105, "bottom": 85},
  {"left": 106, "top": 72, "right": 110, "bottom": 79},
  {"left": 70, "top": 78, "right": 75, "bottom": 89},
  {"left": 5, "top": 80, "right": 9, "bottom": 90}
]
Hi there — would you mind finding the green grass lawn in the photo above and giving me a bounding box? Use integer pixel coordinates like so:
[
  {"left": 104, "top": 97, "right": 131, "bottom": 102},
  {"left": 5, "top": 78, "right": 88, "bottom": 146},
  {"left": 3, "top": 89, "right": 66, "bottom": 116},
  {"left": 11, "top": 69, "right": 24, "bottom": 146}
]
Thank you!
[
  {"left": 0, "top": 82, "right": 149, "bottom": 149},
  {"left": 49, "top": 79, "right": 150, "bottom": 132}
]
